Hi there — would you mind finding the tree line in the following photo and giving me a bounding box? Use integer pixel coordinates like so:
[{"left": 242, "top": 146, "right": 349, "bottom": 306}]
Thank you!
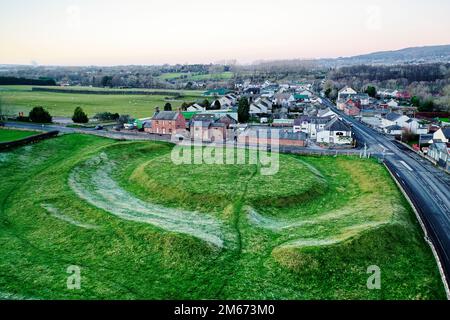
[{"left": 0, "top": 76, "right": 56, "bottom": 86}]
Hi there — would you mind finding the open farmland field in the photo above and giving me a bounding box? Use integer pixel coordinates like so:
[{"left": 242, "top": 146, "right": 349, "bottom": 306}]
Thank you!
[
  {"left": 0, "top": 128, "right": 39, "bottom": 143},
  {"left": 0, "top": 134, "right": 445, "bottom": 299},
  {"left": 0, "top": 86, "right": 205, "bottom": 119}
]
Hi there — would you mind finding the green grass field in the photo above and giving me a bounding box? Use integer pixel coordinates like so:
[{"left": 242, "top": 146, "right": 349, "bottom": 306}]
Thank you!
[
  {"left": 0, "top": 134, "right": 445, "bottom": 299},
  {"left": 0, "top": 128, "right": 39, "bottom": 143},
  {"left": 0, "top": 86, "right": 205, "bottom": 119}
]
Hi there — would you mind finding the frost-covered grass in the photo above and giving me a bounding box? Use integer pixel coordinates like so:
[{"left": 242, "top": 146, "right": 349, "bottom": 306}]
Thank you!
[
  {"left": 68, "top": 153, "right": 231, "bottom": 248},
  {"left": 41, "top": 204, "right": 99, "bottom": 230},
  {"left": 0, "top": 134, "right": 446, "bottom": 299}
]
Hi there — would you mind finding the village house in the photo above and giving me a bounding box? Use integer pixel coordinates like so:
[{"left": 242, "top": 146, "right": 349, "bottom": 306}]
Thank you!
[
  {"left": 428, "top": 141, "right": 450, "bottom": 171},
  {"left": 343, "top": 102, "right": 361, "bottom": 116},
  {"left": 146, "top": 111, "right": 186, "bottom": 135},
  {"left": 337, "top": 97, "right": 360, "bottom": 112},
  {"left": 186, "top": 103, "right": 206, "bottom": 112},
  {"left": 387, "top": 99, "right": 399, "bottom": 108},
  {"left": 381, "top": 112, "right": 410, "bottom": 128},
  {"left": 190, "top": 113, "right": 237, "bottom": 142},
  {"left": 211, "top": 94, "right": 237, "bottom": 110},
  {"left": 249, "top": 97, "right": 273, "bottom": 116},
  {"left": 316, "top": 118, "right": 353, "bottom": 145},
  {"left": 317, "top": 107, "right": 338, "bottom": 118},
  {"left": 433, "top": 127, "right": 450, "bottom": 143},
  {"left": 353, "top": 93, "right": 370, "bottom": 106},
  {"left": 378, "top": 89, "right": 398, "bottom": 98},
  {"left": 273, "top": 93, "right": 295, "bottom": 107},
  {"left": 337, "top": 86, "right": 357, "bottom": 101},
  {"left": 293, "top": 116, "right": 332, "bottom": 139},
  {"left": 383, "top": 125, "right": 403, "bottom": 136},
  {"left": 191, "top": 121, "right": 227, "bottom": 142},
  {"left": 404, "top": 118, "right": 428, "bottom": 135}
]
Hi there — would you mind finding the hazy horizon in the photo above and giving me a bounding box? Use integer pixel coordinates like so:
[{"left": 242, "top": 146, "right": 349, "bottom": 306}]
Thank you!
[{"left": 1, "top": 0, "right": 450, "bottom": 66}]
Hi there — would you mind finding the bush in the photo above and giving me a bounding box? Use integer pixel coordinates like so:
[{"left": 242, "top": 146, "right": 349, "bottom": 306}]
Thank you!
[
  {"left": 29, "top": 106, "right": 52, "bottom": 123},
  {"left": 72, "top": 107, "right": 89, "bottom": 124},
  {"left": 94, "top": 112, "right": 120, "bottom": 121},
  {"left": 118, "top": 115, "right": 133, "bottom": 124}
]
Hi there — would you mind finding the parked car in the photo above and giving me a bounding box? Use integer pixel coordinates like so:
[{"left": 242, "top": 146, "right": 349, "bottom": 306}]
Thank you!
[
  {"left": 94, "top": 125, "right": 104, "bottom": 130},
  {"left": 124, "top": 123, "right": 136, "bottom": 130}
]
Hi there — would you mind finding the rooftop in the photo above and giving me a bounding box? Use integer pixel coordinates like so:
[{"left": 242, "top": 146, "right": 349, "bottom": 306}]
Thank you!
[{"left": 152, "top": 111, "right": 181, "bottom": 121}]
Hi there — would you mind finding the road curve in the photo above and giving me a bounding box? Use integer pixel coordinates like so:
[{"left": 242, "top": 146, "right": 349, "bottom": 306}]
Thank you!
[{"left": 323, "top": 98, "right": 450, "bottom": 296}]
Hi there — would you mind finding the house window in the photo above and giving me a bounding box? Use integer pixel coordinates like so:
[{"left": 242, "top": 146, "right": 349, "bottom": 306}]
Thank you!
[{"left": 336, "top": 132, "right": 344, "bottom": 136}]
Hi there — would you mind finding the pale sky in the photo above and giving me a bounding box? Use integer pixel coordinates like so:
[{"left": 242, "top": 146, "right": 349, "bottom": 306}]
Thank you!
[{"left": 1, "top": 0, "right": 449, "bottom": 66}]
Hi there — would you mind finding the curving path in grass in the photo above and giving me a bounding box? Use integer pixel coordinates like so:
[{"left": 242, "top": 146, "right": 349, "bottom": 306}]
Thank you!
[
  {"left": 41, "top": 203, "right": 99, "bottom": 230},
  {"left": 68, "top": 152, "right": 230, "bottom": 248}
]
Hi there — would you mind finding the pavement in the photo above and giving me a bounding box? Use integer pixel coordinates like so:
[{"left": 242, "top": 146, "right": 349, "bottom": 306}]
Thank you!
[{"left": 323, "top": 98, "right": 450, "bottom": 295}]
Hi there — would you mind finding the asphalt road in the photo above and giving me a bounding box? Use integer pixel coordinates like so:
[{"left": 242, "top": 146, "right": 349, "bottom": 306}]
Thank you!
[{"left": 323, "top": 98, "right": 450, "bottom": 294}]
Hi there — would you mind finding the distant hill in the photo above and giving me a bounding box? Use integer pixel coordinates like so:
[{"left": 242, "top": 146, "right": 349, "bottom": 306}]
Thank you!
[{"left": 320, "top": 44, "right": 450, "bottom": 67}]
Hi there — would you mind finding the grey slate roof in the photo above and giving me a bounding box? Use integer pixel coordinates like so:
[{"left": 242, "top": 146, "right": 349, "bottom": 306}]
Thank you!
[
  {"left": 385, "top": 125, "right": 403, "bottom": 131},
  {"left": 293, "top": 116, "right": 332, "bottom": 126},
  {"left": 317, "top": 108, "right": 333, "bottom": 117},
  {"left": 443, "top": 127, "right": 450, "bottom": 139},
  {"left": 419, "top": 134, "right": 433, "bottom": 145},
  {"left": 245, "top": 129, "right": 307, "bottom": 141},
  {"left": 385, "top": 112, "right": 402, "bottom": 121},
  {"left": 193, "top": 120, "right": 213, "bottom": 128},
  {"left": 324, "top": 118, "right": 351, "bottom": 132},
  {"left": 152, "top": 111, "right": 180, "bottom": 121},
  {"left": 191, "top": 114, "right": 217, "bottom": 122}
]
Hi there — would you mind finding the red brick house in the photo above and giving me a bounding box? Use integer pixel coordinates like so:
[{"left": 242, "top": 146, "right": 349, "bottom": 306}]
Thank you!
[
  {"left": 396, "top": 91, "right": 411, "bottom": 100},
  {"left": 146, "top": 111, "right": 186, "bottom": 135},
  {"left": 346, "top": 98, "right": 361, "bottom": 109},
  {"left": 343, "top": 99, "right": 361, "bottom": 116},
  {"left": 190, "top": 114, "right": 237, "bottom": 142}
]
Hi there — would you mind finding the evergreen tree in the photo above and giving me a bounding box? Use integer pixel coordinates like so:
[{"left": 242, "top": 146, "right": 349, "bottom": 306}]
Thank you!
[
  {"left": 29, "top": 106, "right": 52, "bottom": 123},
  {"left": 164, "top": 103, "right": 172, "bottom": 111},
  {"left": 72, "top": 107, "right": 89, "bottom": 124},
  {"left": 237, "top": 97, "right": 250, "bottom": 123}
]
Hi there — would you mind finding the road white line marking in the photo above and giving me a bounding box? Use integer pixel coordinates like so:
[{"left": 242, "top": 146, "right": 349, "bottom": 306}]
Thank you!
[{"left": 400, "top": 160, "right": 413, "bottom": 172}]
